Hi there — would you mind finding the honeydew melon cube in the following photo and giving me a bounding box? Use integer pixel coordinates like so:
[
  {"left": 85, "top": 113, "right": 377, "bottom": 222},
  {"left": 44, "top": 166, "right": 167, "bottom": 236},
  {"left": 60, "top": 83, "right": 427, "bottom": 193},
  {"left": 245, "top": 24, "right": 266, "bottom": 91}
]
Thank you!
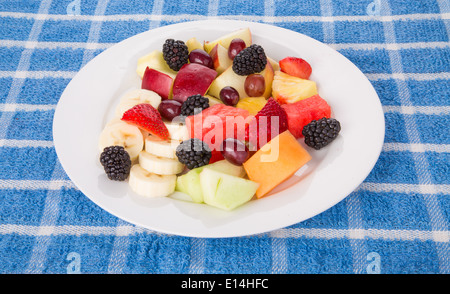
[
  {"left": 175, "top": 160, "right": 246, "bottom": 203},
  {"left": 200, "top": 168, "right": 259, "bottom": 211}
]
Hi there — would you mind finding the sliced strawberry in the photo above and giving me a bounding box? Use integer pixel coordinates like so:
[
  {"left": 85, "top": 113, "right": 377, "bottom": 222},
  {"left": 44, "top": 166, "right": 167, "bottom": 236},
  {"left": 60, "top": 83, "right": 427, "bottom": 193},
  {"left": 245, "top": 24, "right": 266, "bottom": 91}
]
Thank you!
[
  {"left": 279, "top": 57, "right": 312, "bottom": 80},
  {"left": 121, "top": 103, "right": 170, "bottom": 140},
  {"left": 245, "top": 98, "right": 288, "bottom": 150}
]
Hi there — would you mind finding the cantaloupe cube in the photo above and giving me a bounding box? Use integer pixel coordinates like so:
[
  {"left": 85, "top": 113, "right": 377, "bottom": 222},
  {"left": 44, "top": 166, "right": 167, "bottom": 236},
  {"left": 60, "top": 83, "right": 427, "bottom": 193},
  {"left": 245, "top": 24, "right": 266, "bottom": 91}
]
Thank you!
[{"left": 243, "top": 130, "right": 311, "bottom": 198}]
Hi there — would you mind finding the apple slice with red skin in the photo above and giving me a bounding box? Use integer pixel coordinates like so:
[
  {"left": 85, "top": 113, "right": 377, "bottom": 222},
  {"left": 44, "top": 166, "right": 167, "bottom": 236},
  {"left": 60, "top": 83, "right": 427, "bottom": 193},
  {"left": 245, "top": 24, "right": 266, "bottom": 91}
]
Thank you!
[
  {"left": 141, "top": 67, "right": 174, "bottom": 100},
  {"left": 209, "top": 43, "right": 232, "bottom": 74},
  {"left": 171, "top": 63, "right": 218, "bottom": 103}
]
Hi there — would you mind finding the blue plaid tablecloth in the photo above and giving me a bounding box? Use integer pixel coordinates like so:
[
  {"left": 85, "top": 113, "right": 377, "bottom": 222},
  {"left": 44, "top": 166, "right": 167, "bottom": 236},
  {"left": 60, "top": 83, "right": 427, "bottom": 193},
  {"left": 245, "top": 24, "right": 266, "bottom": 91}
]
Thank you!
[{"left": 0, "top": 0, "right": 448, "bottom": 274}]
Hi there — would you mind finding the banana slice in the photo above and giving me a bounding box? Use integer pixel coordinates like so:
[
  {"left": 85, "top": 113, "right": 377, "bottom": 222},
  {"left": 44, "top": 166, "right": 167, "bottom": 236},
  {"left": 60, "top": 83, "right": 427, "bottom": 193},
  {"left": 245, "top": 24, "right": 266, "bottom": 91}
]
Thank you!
[
  {"left": 115, "top": 89, "right": 162, "bottom": 118},
  {"left": 98, "top": 120, "right": 144, "bottom": 162},
  {"left": 164, "top": 121, "right": 190, "bottom": 141},
  {"left": 145, "top": 136, "right": 181, "bottom": 159},
  {"left": 139, "top": 151, "right": 184, "bottom": 175},
  {"left": 129, "top": 164, "right": 176, "bottom": 197}
]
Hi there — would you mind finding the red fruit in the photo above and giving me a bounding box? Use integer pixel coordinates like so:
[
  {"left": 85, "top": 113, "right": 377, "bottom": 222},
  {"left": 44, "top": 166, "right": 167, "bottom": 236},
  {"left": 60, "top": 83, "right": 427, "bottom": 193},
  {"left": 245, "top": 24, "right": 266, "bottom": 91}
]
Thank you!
[
  {"left": 279, "top": 57, "right": 312, "bottom": 79},
  {"left": 245, "top": 98, "right": 288, "bottom": 149},
  {"left": 209, "top": 149, "right": 225, "bottom": 164},
  {"left": 141, "top": 67, "right": 173, "bottom": 100},
  {"left": 121, "top": 103, "right": 170, "bottom": 140},
  {"left": 185, "top": 104, "right": 250, "bottom": 151},
  {"left": 281, "top": 95, "right": 332, "bottom": 138},
  {"left": 171, "top": 63, "right": 217, "bottom": 103}
]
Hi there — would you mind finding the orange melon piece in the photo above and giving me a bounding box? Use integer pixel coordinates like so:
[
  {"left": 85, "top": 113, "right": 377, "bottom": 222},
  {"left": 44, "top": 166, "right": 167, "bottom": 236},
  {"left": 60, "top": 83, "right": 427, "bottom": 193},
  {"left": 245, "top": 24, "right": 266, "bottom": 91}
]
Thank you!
[{"left": 243, "top": 130, "right": 311, "bottom": 198}]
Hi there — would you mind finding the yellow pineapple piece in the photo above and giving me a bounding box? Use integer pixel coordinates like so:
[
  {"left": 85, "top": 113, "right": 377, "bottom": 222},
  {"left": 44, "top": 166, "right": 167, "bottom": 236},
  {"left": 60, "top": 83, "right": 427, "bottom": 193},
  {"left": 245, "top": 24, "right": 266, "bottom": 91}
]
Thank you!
[
  {"left": 236, "top": 97, "right": 267, "bottom": 115},
  {"left": 186, "top": 37, "right": 203, "bottom": 52},
  {"left": 272, "top": 71, "right": 318, "bottom": 104}
]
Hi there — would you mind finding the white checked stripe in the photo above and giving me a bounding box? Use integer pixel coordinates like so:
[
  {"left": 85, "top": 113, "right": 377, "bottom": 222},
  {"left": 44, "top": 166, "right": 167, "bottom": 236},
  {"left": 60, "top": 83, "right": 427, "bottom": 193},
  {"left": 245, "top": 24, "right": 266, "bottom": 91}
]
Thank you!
[
  {"left": 319, "top": 0, "right": 335, "bottom": 44},
  {"left": 207, "top": 0, "right": 219, "bottom": 17},
  {"left": 365, "top": 72, "right": 450, "bottom": 81},
  {"left": 436, "top": 0, "right": 450, "bottom": 37},
  {"left": 383, "top": 105, "right": 450, "bottom": 115},
  {"left": 0, "top": 103, "right": 56, "bottom": 112},
  {"left": 81, "top": 0, "right": 110, "bottom": 67},
  {"left": 0, "top": 179, "right": 76, "bottom": 190},
  {"left": 263, "top": 0, "right": 275, "bottom": 24},
  {"left": 382, "top": 143, "right": 450, "bottom": 153},
  {"left": 1, "top": 70, "right": 448, "bottom": 81},
  {"left": 346, "top": 192, "right": 367, "bottom": 274},
  {"left": 107, "top": 219, "right": 134, "bottom": 274},
  {"left": 320, "top": 0, "right": 367, "bottom": 274},
  {"left": 1, "top": 39, "right": 448, "bottom": 51},
  {"left": 1, "top": 103, "right": 449, "bottom": 116},
  {"left": 0, "top": 1, "right": 51, "bottom": 139},
  {"left": 270, "top": 232, "right": 288, "bottom": 274},
  {"left": 271, "top": 228, "right": 450, "bottom": 243},
  {"left": 263, "top": 0, "right": 288, "bottom": 275},
  {"left": 1, "top": 11, "right": 449, "bottom": 22},
  {"left": 0, "top": 70, "right": 77, "bottom": 79},
  {"left": 25, "top": 0, "right": 112, "bottom": 274},
  {"left": 0, "top": 40, "right": 112, "bottom": 50},
  {"left": 0, "top": 139, "right": 54, "bottom": 148},
  {"left": 188, "top": 238, "right": 207, "bottom": 274},
  {"left": 2, "top": 138, "right": 449, "bottom": 153},
  {"left": 330, "top": 41, "right": 450, "bottom": 50},
  {"left": 356, "top": 183, "right": 450, "bottom": 195},
  {"left": 1, "top": 104, "right": 449, "bottom": 116},
  {"left": 380, "top": 0, "right": 449, "bottom": 274},
  {"left": 148, "top": 0, "right": 165, "bottom": 30},
  {"left": 25, "top": 159, "right": 66, "bottom": 273},
  {"left": 0, "top": 224, "right": 447, "bottom": 243},
  {"left": 0, "top": 180, "right": 449, "bottom": 194}
]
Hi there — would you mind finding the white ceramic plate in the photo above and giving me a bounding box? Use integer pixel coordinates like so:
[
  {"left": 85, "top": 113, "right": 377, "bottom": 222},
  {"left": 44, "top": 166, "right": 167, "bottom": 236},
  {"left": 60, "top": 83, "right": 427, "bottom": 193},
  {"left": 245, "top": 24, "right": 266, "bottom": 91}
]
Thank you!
[{"left": 53, "top": 20, "right": 384, "bottom": 238}]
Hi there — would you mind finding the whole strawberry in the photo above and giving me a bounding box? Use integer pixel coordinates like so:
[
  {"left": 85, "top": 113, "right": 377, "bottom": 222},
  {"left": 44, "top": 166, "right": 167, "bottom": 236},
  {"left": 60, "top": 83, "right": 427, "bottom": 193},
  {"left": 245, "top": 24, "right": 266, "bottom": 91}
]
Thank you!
[
  {"left": 121, "top": 103, "right": 170, "bottom": 140},
  {"left": 245, "top": 98, "right": 288, "bottom": 150}
]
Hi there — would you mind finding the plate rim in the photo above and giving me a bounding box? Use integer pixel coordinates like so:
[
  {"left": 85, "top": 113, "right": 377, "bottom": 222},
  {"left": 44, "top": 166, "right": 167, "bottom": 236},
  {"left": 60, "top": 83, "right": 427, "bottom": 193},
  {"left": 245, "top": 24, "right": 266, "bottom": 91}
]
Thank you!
[{"left": 53, "top": 19, "right": 385, "bottom": 238}]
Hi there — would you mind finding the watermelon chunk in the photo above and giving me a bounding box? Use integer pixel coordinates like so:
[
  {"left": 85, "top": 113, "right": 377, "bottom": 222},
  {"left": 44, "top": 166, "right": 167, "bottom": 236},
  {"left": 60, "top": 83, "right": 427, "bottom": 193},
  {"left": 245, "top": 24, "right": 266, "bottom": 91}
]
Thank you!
[
  {"left": 281, "top": 95, "right": 332, "bottom": 138},
  {"left": 185, "top": 104, "right": 250, "bottom": 151}
]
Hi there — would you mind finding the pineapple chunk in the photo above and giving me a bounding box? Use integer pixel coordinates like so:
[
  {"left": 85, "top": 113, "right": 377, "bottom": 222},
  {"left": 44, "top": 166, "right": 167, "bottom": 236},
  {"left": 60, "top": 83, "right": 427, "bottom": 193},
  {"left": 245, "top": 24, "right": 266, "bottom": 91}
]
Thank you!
[
  {"left": 236, "top": 97, "right": 267, "bottom": 115},
  {"left": 272, "top": 71, "right": 318, "bottom": 104}
]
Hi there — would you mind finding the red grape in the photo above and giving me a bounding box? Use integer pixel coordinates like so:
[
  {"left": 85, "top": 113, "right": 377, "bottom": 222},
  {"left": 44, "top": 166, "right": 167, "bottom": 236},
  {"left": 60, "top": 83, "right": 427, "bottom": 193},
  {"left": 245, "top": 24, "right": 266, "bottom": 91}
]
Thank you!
[
  {"left": 220, "top": 138, "right": 249, "bottom": 166},
  {"left": 219, "top": 86, "right": 240, "bottom": 106},
  {"left": 158, "top": 99, "right": 182, "bottom": 121},
  {"left": 188, "top": 49, "right": 214, "bottom": 69},
  {"left": 228, "top": 38, "right": 246, "bottom": 60},
  {"left": 244, "top": 74, "right": 265, "bottom": 97}
]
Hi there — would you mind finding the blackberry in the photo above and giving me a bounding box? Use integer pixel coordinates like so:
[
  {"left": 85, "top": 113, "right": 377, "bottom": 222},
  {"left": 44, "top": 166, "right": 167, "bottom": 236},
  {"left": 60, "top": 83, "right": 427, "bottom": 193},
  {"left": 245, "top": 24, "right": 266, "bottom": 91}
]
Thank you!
[
  {"left": 175, "top": 138, "right": 212, "bottom": 170},
  {"left": 162, "top": 39, "right": 189, "bottom": 71},
  {"left": 99, "top": 146, "right": 132, "bottom": 181},
  {"left": 232, "top": 44, "right": 267, "bottom": 76},
  {"left": 180, "top": 94, "right": 209, "bottom": 116},
  {"left": 302, "top": 117, "right": 341, "bottom": 150}
]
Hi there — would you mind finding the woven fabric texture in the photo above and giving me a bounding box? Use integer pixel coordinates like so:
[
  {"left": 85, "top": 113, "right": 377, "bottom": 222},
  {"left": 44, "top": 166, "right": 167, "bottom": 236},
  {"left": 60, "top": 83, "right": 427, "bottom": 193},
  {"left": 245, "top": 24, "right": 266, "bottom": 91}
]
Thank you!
[{"left": 0, "top": 0, "right": 448, "bottom": 274}]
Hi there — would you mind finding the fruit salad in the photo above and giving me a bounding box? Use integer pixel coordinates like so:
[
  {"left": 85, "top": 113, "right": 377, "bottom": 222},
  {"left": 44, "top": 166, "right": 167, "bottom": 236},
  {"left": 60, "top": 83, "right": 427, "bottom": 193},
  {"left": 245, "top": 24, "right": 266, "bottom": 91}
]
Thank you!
[{"left": 97, "top": 28, "right": 341, "bottom": 211}]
